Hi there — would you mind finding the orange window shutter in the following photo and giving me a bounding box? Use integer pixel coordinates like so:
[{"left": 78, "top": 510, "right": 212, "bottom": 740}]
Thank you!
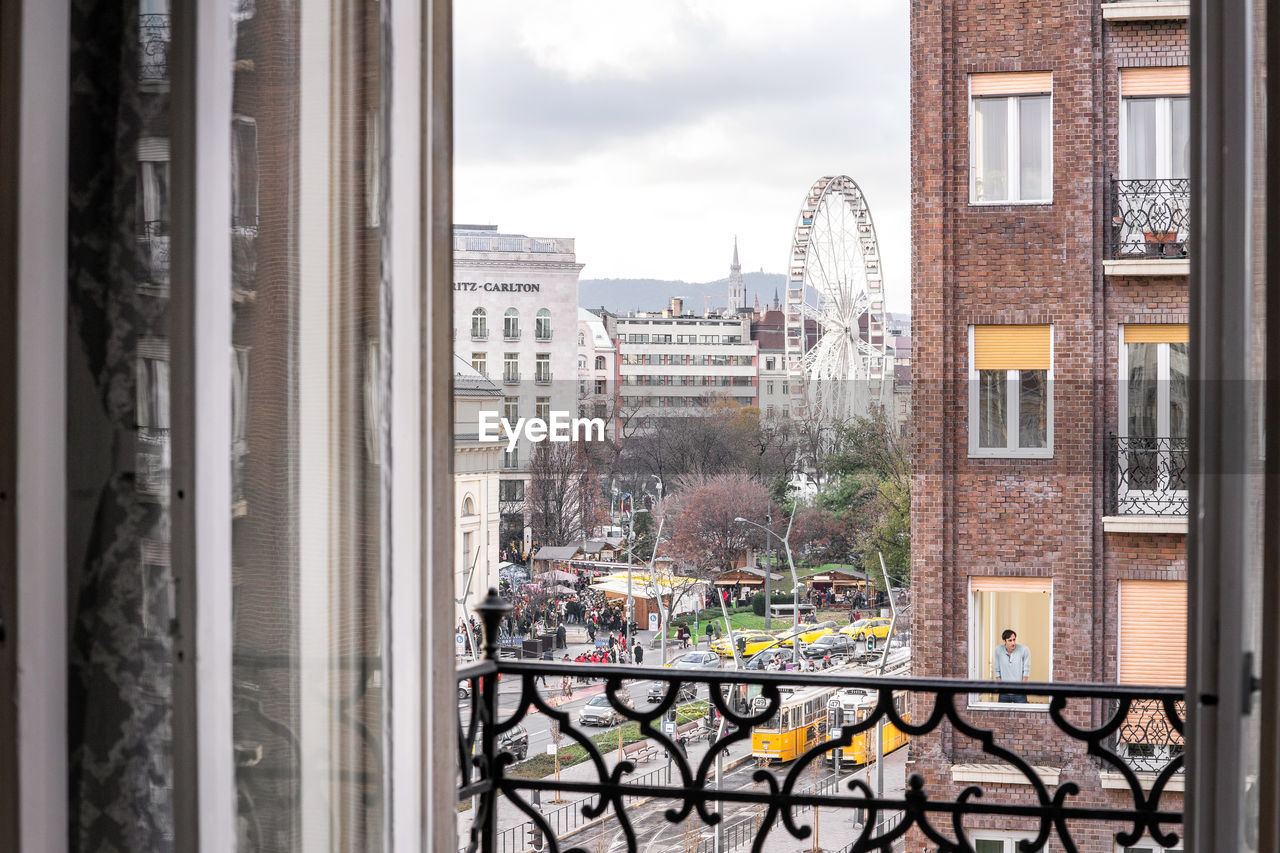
[
  {"left": 973, "top": 325, "right": 1052, "bottom": 371},
  {"left": 1119, "top": 580, "right": 1188, "bottom": 686},
  {"left": 970, "top": 72, "right": 1053, "bottom": 97},
  {"left": 969, "top": 576, "right": 1052, "bottom": 594},
  {"left": 1124, "top": 324, "right": 1189, "bottom": 344},
  {"left": 1120, "top": 67, "right": 1190, "bottom": 96}
]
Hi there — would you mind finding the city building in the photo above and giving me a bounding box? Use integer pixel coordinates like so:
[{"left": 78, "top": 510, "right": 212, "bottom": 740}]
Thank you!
[
  {"left": 910, "top": 0, "right": 1190, "bottom": 849},
  {"left": 453, "top": 357, "right": 503, "bottom": 623},
  {"left": 577, "top": 306, "right": 616, "bottom": 426},
  {"left": 453, "top": 225, "right": 584, "bottom": 551},
  {"left": 751, "top": 308, "right": 790, "bottom": 420},
  {"left": 615, "top": 299, "right": 758, "bottom": 427},
  {"left": 725, "top": 237, "right": 745, "bottom": 316}
]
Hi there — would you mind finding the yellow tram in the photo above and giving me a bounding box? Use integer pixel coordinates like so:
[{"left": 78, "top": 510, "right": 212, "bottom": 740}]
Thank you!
[
  {"left": 750, "top": 684, "right": 910, "bottom": 765},
  {"left": 822, "top": 688, "right": 909, "bottom": 767}
]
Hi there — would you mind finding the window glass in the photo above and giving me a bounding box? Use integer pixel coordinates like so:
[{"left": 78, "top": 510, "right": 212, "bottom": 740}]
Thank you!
[
  {"left": 973, "top": 98, "right": 1009, "bottom": 202},
  {"left": 1018, "top": 95, "right": 1051, "bottom": 200},
  {"left": 1018, "top": 369, "right": 1048, "bottom": 448},
  {"left": 1170, "top": 96, "right": 1190, "bottom": 178},
  {"left": 978, "top": 370, "right": 1007, "bottom": 448},
  {"left": 226, "top": 0, "right": 387, "bottom": 848},
  {"left": 1124, "top": 98, "right": 1158, "bottom": 178}
]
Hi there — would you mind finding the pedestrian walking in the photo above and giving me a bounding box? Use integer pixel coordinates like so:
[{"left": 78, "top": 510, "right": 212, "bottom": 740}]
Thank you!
[{"left": 633, "top": 644, "right": 644, "bottom": 665}]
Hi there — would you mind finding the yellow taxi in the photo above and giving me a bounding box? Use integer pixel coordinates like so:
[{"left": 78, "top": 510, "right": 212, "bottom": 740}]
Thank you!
[
  {"left": 710, "top": 631, "right": 778, "bottom": 658},
  {"left": 838, "top": 617, "right": 895, "bottom": 643},
  {"left": 772, "top": 626, "right": 835, "bottom": 647}
]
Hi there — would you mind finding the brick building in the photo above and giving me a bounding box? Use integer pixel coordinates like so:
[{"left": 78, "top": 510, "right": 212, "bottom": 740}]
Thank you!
[{"left": 909, "top": 0, "right": 1189, "bottom": 850}]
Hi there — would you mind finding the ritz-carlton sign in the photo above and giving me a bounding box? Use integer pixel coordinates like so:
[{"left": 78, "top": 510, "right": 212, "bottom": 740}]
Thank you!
[{"left": 454, "top": 281, "right": 541, "bottom": 293}]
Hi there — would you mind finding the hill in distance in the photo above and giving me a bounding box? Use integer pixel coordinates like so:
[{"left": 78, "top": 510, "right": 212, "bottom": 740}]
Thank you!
[{"left": 579, "top": 271, "right": 786, "bottom": 316}]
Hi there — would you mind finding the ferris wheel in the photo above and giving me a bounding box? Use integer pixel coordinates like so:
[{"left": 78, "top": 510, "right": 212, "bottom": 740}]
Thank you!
[{"left": 783, "top": 175, "right": 889, "bottom": 420}]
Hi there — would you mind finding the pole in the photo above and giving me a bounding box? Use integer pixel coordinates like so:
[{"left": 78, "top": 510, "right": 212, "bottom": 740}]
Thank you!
[
  {"left": 782, "top": 501, "right": 800, "bottom": 664},
  {"left": 763, "top": 506, "right": 773, "bottom": 629},
  {"left": 713, "top": 717, "right": 727, "bottom": 853},
  {"left": 874, "top": 552, "right": 898, "bottom": 802}
]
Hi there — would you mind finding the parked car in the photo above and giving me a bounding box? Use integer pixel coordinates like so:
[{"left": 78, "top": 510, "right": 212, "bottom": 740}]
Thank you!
[
  {"left": 669, "top": 651, "right": 721, "bottom": 670},
  {"left": 457, "top": 679, "right": 472, "bottom": 701},
  {"left": 800, "top": 633, "right": 853, "bottom": 660},
  {"left": 578, "top": 693, "right": 622, "bottom": 727},
  {"left": 497, "top": 724, "right": 529, "bottom": 761},
  {"left": 647, "top": 681, "right": 697, "bottom": 704},
  {"left": 774, "top": 626, "right": 834, "bottom": 647},
  {"left": 710, "top": 631, "right": 776, "bottom": 658},
  {"left": 839, "top": 617, "right": 896, "bottom": 643}
]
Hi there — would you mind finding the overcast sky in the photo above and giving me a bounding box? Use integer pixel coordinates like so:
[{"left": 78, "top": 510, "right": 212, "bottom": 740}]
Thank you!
[{"left": 454, "top": 1, "right": 910, "bottom": 313}]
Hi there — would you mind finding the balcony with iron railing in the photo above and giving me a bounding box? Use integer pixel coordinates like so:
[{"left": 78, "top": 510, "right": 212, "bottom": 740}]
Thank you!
[
  {"left": 504, "top": 328, "right": 521, "bottom": 342},
  {"left": 503, "top": 370, "right": 520, "bottom": 386},
  {"left": 1105, "top": 178, "right": 1191, "bottom": 276},
  {"left": 1105, "top": 436, "right": 1188, "bottom": 532},
  {"left": 534, "top": 369, "right": 552, "bottom": 385},
  {"left": 472, "top": 327, "right": 490, "bottom": 341},
  {"left": 458, "top": 592, "right": 1185, "bottom": 853}
]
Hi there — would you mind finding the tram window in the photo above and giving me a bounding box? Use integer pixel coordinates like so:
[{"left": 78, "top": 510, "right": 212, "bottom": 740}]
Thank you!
[{"left": 781, "top": 710, "right": 790, "bottom": 730}]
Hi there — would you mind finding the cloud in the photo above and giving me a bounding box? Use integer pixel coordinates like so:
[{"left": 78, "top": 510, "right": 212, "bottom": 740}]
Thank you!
[{"left": 454, "top": 0, "right": 911, "bottom": 312}]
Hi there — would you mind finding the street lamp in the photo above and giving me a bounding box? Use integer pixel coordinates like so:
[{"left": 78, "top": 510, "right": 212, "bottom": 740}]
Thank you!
[{"left": 734, "top": 504, "right": 802, "bottom": 663}]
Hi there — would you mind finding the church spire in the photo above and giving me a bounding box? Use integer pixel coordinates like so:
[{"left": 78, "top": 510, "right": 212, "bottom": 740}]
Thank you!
[{"left": 726, "top": 236, "right": 744, "bottom": 316}]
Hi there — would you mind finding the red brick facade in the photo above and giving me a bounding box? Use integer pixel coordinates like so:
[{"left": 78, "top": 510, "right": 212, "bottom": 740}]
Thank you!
[{"left": 909, "top": 1, "right": 1188, "bottom": 849}]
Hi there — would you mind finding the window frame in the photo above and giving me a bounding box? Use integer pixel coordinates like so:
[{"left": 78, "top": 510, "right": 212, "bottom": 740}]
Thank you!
[
  {"left": 1117, "top": 327, "right": 1190, "bottom": 509},
  {"left": 967, "top": 577, "right": 1054, "bottom": 711},
  {"left": 968, "top": 83, "right": 1054, "bottom": 206},
  {"left": 972, "top": 833, "right": 1038, "bottom": 853},
  {"left": 1120, "top": 94, "right": 1191, "bottom": 180},
  {"left": 967, "top": 325, "right": 1055, "bottom": 459}
]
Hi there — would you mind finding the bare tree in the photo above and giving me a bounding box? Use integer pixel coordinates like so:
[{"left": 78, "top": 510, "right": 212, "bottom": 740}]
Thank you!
[{"left": 526, "top": 440, "right": 605, "bottom": 546}]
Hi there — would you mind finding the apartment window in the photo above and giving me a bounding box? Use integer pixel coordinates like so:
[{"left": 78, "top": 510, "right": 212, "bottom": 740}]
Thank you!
[
  {"left": 502, "top": 447, "right": 519, "bottom": 469},
  {"left": 1120, "top": 326, "right": 1189, "bottom": 501},
  {"left": 461, "top": 531, "right": 473, "bottom": 568},
  {"left": 1119, "top": 580, "right": 1186, "bottom": 686},
  {"left": 595, "top": 379, "right": 606, "bottom": 395},
  {"left": 535, "top": 308, "right": 551, "bottom": 340},
  {"left": 765, "top": 356, "right": 775, "bottom": 370},
  {"left": 974, "top": 836, "right": 1037, "bottom": 853},
  {"left": 969, "top": 325, "right": 1052, "bottom": 457},
  {"left": 969, "top": 72, "right": 1052, "bottom": 203},
  {"left": 766, "top": 381, "right": 774, "bottom": 395},
  {"left": 471, "top": 307, "right": 487, "bottom": 338},
  {"left": 535, "top": 353, "right": 551, "bottom": 382},
  {"left": 595, "top": 355, "right": 606, "bottom": 370},
  {"left": 970, "top": 576, "right": 1052, "bottom": 706},
  {"left": 500, "top": 480, "right": 525, "bottom": 502},
  {"left": 535, "top": 396, "right": 551, "bottom": 422},
  {"left": 504, "top": 307, "right": 520, "bottom": 339},
  {"left": 577, "top": 331, "right": 585, "bottom": 345},
  {"left": 1120, "top": 68, "right": 1190, "bottom": 179},
  {"left": 471, "top": 352, "right": 486, "bottom": 376},
  {"left": 504, "top": 352, "right": 519, "bottom": 381},
  {"left": 503, "top": 396, "right": 519, "bottom": 423}
]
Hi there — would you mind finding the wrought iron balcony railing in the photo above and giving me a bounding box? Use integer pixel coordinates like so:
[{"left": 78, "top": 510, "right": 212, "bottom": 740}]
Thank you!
[
  {"left": 1106, "top": 435, "right": 1189, "bottom": 516},
  {"left": 459, "top": 591, "right": 1185, "bottom": 853},
  {"left": 1107, "top": 178, "right": 1191, "bottom": 260},
  {"left": 139, "top": 14, "right": 170, "bottom": 83},
  {"left": 472, "top": 328, "right": 490, "bottom": 341}
]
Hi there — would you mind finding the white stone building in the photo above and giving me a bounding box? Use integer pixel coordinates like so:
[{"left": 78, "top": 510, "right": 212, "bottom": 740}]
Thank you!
[
  {"left": 452, "top": 356, "right": 502, "bottom": 624},
  {"left": 453, "top": 226, "right": 584, "bottom": 550},
  {"left": 577, "top": 307, "right": 616, "bottom": 427}
]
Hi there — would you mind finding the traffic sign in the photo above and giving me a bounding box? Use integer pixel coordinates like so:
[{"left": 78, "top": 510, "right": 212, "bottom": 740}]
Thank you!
[{"left": 663, "top": 721, "right": 676, "bottom": 736}]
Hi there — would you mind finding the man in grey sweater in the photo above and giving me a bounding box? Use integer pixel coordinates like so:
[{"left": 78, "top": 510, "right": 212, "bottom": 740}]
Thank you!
[{"left": 993, "top": 629, "right": 1031, "bottom": 703}]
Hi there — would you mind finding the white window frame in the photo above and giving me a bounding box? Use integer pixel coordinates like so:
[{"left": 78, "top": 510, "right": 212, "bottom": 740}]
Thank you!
[
  {"left": 972, "top": 833, "right": 1038, "bottom": 853},
  {"left": 1119, "top": 94, "right": 1190, "bottom": 179},
  {"left": 968, "top": 87, "right": 1054, "bottom": 205},
  {"left": 967, "top": 325, "right": 1055, "bottom": 458},
  {"left": 967, "top": 578, "right": 1054, "bottom": 711},
  {"left": 1116, "top": 327, "right": 1189, "bottom": 511}
]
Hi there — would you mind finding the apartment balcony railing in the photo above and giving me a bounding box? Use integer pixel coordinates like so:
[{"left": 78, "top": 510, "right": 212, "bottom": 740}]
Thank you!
[
  {"left": 139, "top": 14, "right": 170, "bottom": 82},
  {"left": 1107, "top": 178, "right": 1191, "bottom": 260},
  {"left": 534, "top": 370, "right": 552, "bottom": 385},
  {"left": 472, "top": 328, "right": 489, "bottom": 341},
  {"left": 458, "top": 592, "right": 1184, "bottom": 853},
  {"left": 502, "top": 371, "right": 520, "bottom": 386},
  {"left": 535, "top": 329, "right": 552, "bottom": 342},
  {"left": 504, "top": 329, "right": 521, "bottom": 341},
  {"left": 1106, "top": 435, "right": 1189, "bottom": 516}
]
